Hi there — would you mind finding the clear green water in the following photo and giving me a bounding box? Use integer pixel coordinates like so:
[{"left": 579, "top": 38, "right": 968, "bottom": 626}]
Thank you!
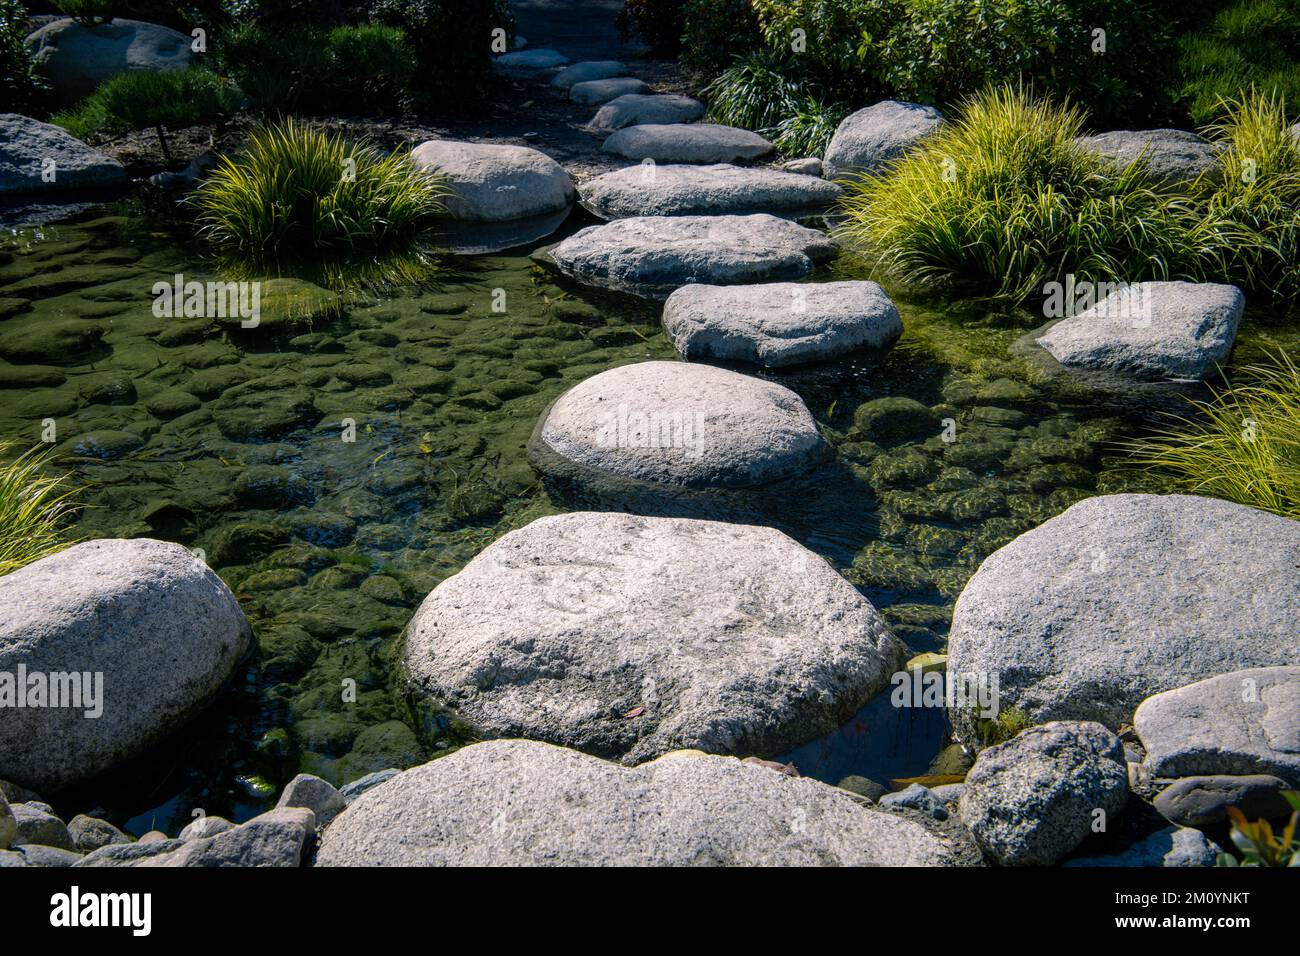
[{"left": 3, "top": 205, "right": 1294, "bottom": 833}]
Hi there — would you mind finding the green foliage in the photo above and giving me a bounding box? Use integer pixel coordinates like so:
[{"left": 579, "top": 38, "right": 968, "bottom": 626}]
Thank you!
[
  {"left": 320, "top": 24, "right": 416, "bottom": 114},
  {"left": 193, "top": 119, "right": 448, "bottom": 255},
  {"left": 370, "top": 0, "right": 514, "bottom": 107},
  {"left": 681, "top": 0, "right": 761, "bottom": 80},
  {"left": 0, "top": 442, "right": 79, "bottom": 577},
  {"left": 53, "top": 67, "right": 239, "bottom": 138},
  {"left": 973, "top": 705, "right": 1031, "bottom": 748},
  {"left": 1127, "top": 353, "right": 1300, "bottom": 521},
  {"left": 617, "top": 0, "right": 686, "bottom": 55},
  {"left": 703, "top": 54, "right": 847, "bottom": 155},
  {"left": 1, "top": 0, "right": 47, "bottom": 115},
  {"left": 55, "top": 0, "right": 115, "bottom": 26},
  {"left": 836, "top": 85, "right": 1243, "bottom": 302},
  {"left": 1217, "top": 792, "right": 1300, "bottom": 866},
  {"left": 1177, "top": 0, "right": 1300, "bottom": 127}
]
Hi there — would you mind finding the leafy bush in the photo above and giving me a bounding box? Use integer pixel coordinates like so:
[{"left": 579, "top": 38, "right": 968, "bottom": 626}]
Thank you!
[
  {"left": 1127, "top": 353, "right": 1300, "bottom": 521},
  {"left": 837, "top": 85, "right": 1243, "bottom": 302},
  {"left": 55, "top": 0, "right": 115, "bottom": 26},
  {"left": 1, "top": 0, "right": 46, "bottom": 115},
  {"left": 1177, "top": 0, "right": 1300, "bottom": 126},
  {"left": 704, "top": 52, "right": 846, "bottom": 155},
  {"left": 52, "top": 67, "right": 240, "bottom": 158},
  {"left": 371, "top": 0, "right": 515, "bottom": 107},
  {"left": 681, "top": 0, "right": 761, "bottom": 80},
  {"left": 617, "top": 0, "right": 686, "bottom": 55},
  {"left": 1218, "top": 792, "right": 1300, "bottom": 866},
  {"left": 193, "top": 119, "right": 448, "bottom": 254},
  {"left": 0, "top": 442, "right": 79, "bottom": 577}
]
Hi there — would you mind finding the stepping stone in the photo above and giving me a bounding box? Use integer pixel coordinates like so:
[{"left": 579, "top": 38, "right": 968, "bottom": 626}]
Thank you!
[
  {"left": 589, "top": 93, "right": 706, "bottom": 132},
  {"left": 550, "top": 60, "right": 626, "bottom": 88},
  {"left": 570, "top": 77, "right": 648, "bottom": 105},
  {"left": 410, "top": 140, "right": 573, "bottom": 221},
  {"left": 26, "top": 17, "right": 194, "bottom": 105},
  {"left": 603, "top": 123, "right": 773, "bottom": 163},
  {"left": 1075, "top": 129, "right": 1223, "bottom": 184},
  {"left": 1135, "top": 667, "right": 1300, "bottom": 787},
  {"left": 0, "top": 539, "right": 251, "bottom": 793},
  {"left": 548, "top": 214, "right": 837, "bottom": 299},
  {"left": 403, "top": 511, "right": 901, "bottom": 762},
  {"left": 316, "top": 741, "right": 973, "bottom": 866},
  {"left": 1036, "top": 281, "right": 1244, "bottom": 382},
  {"left": 494, "top": 48, "right": 567, "bottom": 74},
  {"left": 530, "top": 360, "right": 827, "bottom": 487},
  {"left": 663, "top": 280, "right": 901, "bottom": 367},
  {"left": 946, "top": 495, "right": 1300, "bottom": 748},
  {"left": 823, "top": 100, "right": 943, "bottom": 180},
  {"left": 0, "top": 113, "right": 126, "bottom": 195},
  {"left": 579, "top": 163, "right": 842, "bottom": 220}
]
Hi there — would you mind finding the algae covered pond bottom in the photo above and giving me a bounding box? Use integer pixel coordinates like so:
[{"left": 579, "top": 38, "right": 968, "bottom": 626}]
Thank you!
[{"left": 4, "top": 206, "right": 1293, "bottom": 834}]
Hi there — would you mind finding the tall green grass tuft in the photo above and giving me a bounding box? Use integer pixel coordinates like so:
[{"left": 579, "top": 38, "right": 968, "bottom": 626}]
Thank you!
[
  {"left": 1127, "top": 352, "right": 1300, "bottom": 521},
  {"left": 193, "top": 119, "right": 448, "bottom": 256},
  {"left": 0, "top": 442, "right": 79, "bottom": 577},
  {"left": 703, "top": 52, "right": 848, "bottom": 157},
  {"left": 837, "top": 85, "right": 1246, "bottom": 302}
]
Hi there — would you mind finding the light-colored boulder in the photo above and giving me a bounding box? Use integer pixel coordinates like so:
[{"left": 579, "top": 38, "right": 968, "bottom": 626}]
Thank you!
[
  {"left": 958, "top": 722, "right": 1129, "bottom": 866},
  {"left": 781, "top": 157, "right": 824, "bottom": 176},
  {"left": 578, "top": 163, "right": 841, "bottom": 220},
  {"left": 17, "top": 844, "right": 82, "bottom": 867},
  {"left": 494, "top": 48, "right": 567, "bottom": 74},
  {"left": 75, "top": 840, "right": 184, "bottom": 866},
  {"left": 603, "top": 123, "right": 773, "bottom": 163},
  {"left": 26, "top": 17, "right": 194, "bottom": 105},
  {"left": 1063, "top": 826, "right": 1220, "bottom": 867},
  {"left": 1037, "top": 281, "right": 1244, "bottom": 382},
  {"left": 570, "top": 77, "right": 648, "bottom": 105},
  {"left": 550, "top": 60, "right": 626, "bottom": 89},
  {"left": 530, "top": 361, "right": 827, "bottom": 487},
  {"left": 178, "top": 815, "right": 234, "bottom": 841},
  {"left": 947, "top": 495, "right": 1300, "bottom": 746},
  {"left": 1135, "top": 667, "right": 1300, "bottom": 788},
  {"left": 0, "top": 113, "right": 127, "bottom": 195},
  {"left": 11, "top": 802, "right": 73, "bottom": 850},
  {"left": 548, "top": 214, "right": 837, "bottom": 299},
  {"left": 662, "top": 280, "right": 900, "bottom": 367},
  {"left": 138, "top": 808, "right": 314, "bottom": 867},
  {"left": 316, "top": 741, "right": 974, "bottom": 866},
  {"left": 339, "top": 768, "right": 400, "bottom": 804},
  {"left": 411, "top": 140, "right": 574, "bottom": 222},
  {"left": 589, "top": 93, "right": 706, "bottom": 131},
  {"left": 404, "top": 512, "right": 901, "bottom": 764},
  {"left": 275, "top": 773, "right": 346, "bottom": 827},
  {"left": 1075, "top": 129, "right": 1223, "bottom": 184},
  {"left": 823, "top": 100, "right": 943, "bottom": 180},
  {"left": 67, "top": 814, "right": 130, "bottom": 852},
  {"left": 0, "top": 538, "right": 252, "bottom": 793}
]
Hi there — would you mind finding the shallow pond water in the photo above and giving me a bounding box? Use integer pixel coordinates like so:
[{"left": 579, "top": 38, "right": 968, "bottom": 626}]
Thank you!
[{"left": 3, "top": 204, "right": 1295, "bottom": 833}]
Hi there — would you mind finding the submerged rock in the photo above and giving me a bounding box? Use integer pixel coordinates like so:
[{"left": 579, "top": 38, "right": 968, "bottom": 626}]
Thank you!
[
  {"left": 0, "top": 114, "right": 127, "bottom": 195},
  {"left": 570, "top": 76, "right": 648, "bottom": 105},
  {"left": 662, "top": 280, "right": 899, "bottom": 367},
  {"left": 958, "top": 722, "right": 1129, "bottom": 866},
  {"left": 317, "top": 741, "right": 972, "bottom": 866},
  {"left": 531, "top": 360, "right": 827, "bottom": 487},
  {"left": 0, "top": 538, "right": 252, "bottom": 792},
  {"left": 404, "top": 511, "right": 901, "bottom": 763},
  {"left": 579, "top": 163, "right": 842, "bottom": 220},
  {"left": 411, "top": 140, "right": 574, "bottom": 222},
  {"left": 602, "top": 123, "right": 774, "bottom": 164},
  {"left": 548, "top": 214, "right": 837, "bottom": 299},
  {"left": 589, "top": 93, "right": 706, "bottom": 131},
  {"left": 1075, "top": 129, "right": 1222, "bottom": 184},
  {"left": 947, "top": 495, "right": 1300, "bottom": 746},
  {"left": 823, "top": 100, "right": 944, "bottom": 180},
  {"left": 26, "top": 18, "right": 194, "bottom": 105}
]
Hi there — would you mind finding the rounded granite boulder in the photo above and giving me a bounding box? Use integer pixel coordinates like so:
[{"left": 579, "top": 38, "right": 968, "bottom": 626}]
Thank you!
[
  {"left": 823, "top": 100, "right": 943, "bottom": 180},
  {"left": 25, "top": 17, "right": 194, "bottom": 105},
  {"left": 410, "top": 140, "right": 574, "bottom": 221}
]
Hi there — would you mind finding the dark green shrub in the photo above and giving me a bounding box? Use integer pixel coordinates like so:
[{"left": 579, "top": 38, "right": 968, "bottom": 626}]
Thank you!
[
  {"left": 321, "top": 24, "right": 416, "bottom": 114},
  {"left": 1, "top": 0, "right": 46, "bottom": 115},
  {"left": 703, "top": 51, "right": 846, "bottom": 155},
  {"left": 681, "top": 0, "right": 762, "bottom": 81},
  {"left": 371, "top": 0, "right": 514, "bottom": 106},
  {"left": 617, "top": 0, "right": 686, "bottom": 55},
  {"left": 55, "top": 0, "right": 115, "bottom": 25}
]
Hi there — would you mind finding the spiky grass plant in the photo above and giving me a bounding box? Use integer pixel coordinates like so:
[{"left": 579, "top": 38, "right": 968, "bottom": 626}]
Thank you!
[
  {"left": 1127, "top": 352, "right": 1300, "bottom": 520},
  {"left": 837, "top": 85, "right": 1246, "bottom": 302},
  {"left": 193, "top": 119, "right": 448, "bottom": 256},
  {"left": 703, "top": 52, "right": 846, "bottom": 156},
  {"left": 0, "top": 442, "right": 79, "bottom": 576}
]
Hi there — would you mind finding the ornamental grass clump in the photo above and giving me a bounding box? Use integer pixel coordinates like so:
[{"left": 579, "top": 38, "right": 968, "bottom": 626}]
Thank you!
[
  {"left": 193, "top": 119, "right": 448, "bottom": 256},
  {"left": 836, "top": 85, "right": 1245, "bottom": 303},
  {"left": 0, "top": 442, "right": 79, "bottom": 577},
  {"left": 1127, "top": 352, "right": 1300, "bottom": 521}
]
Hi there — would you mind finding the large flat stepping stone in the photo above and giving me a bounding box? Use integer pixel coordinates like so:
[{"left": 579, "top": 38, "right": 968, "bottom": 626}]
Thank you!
[
  {"left": 603, "top": 123, "right": 773, "bottom": 163},
  {"left": 316, "top": 741, "right": 972, "bottom": 866},
  {"left": 663, "top": 280, "right": 901, "bottom": 367},
  {"left": 1075, "top": 129, "right": 1222, "bottom": 184},
  {"left": 947, "top": 494, "right": 1300, "bottom": 747},
  {"left": 589, "top": 93, "right": 705, "bottom": 132},
  {"left": 579, "top": 163, "right": 842, "bottom": 220},
  {"left": 550, "top": 60, "right": 626, "bottom": 88},
  {"left": 26, "top": 17, "right": 193, "bottom": 105},
  {"left": 0, "top": 539, "right": 251, "bottom": 793},
  {"left": 1135, "top": 667, "right": 1300, "bottom": 787},
  {"left": 570, "top": 77, "right": 648, "bottom": 105},
  {"left": 404, "top": 511, "right": 901, "bottom": 763},
  {"left": 1036, "top": 281, "right": 1244, "bottom": 382},
  {"left": 1, "top": 113, "right": 127, "bottom": 195},
  {"left": 410, "top": 140, "right": 573, "bottom": 222},
  {"left": 824, "top": 100, "right": 943, "bottom": 180},
  {"left": 531, "top": 360, "right": 827, "bottom": 487},
  {"left": 548, "top": 214, "right": 837, "bottom": 299},
  {"left": 494, "top": 48, "right": 568, "bottom": 74}
]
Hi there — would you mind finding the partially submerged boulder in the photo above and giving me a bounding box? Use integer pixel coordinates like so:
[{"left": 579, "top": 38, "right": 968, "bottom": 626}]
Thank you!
[
  {"left": 1075, "top": 129, "right": 1223, "bottom": 184},
  {"left": 0, "top": 113, "right": 127, "bottom": 195},
  {"left": 578, "top": 163, "right": 842, "bottom": 220},
  {"left": 662, "top": 280, "right": 901, "bottom": 367},
  {"left": 602, "top": 123, "right": 773, "bottom": 163},
  {"left": 25, "top": 17, "right": 194, "bottom": 105},
  {"left": 404, "top": 511, "right": 901, "bottom": 763},
  {"left": 411, "top": 140, "right": 574, "bottom": 221},
  {"left": 589, "top": 93, "right": 706, "bottom": 132},
  {"left": 823, "top": 100, "right": 943, "bottom": 180}
]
